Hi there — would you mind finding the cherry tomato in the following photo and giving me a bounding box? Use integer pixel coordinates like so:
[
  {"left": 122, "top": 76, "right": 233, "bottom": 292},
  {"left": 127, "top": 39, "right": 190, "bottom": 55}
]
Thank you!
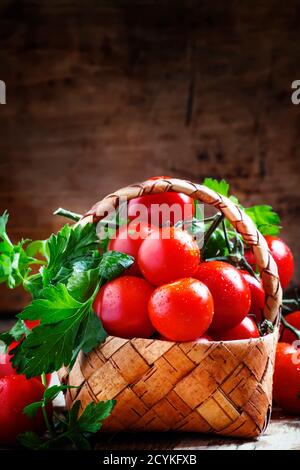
[
  {"left": 0, "top": 340, "right": 51, "bottom": 385},
  {"left": 128, "top": 176, "right": 194, "bottom": 226},
  {"left": 213, "top": 317, "right": 260, "bottom": 341},
  {"left": 0, "top": 341, "right": 19, "bottom": 378},
  {"left": 108, "top": 222, "right": 153, "bottom": 276},
  {"left": 280, "top": 311, "right": 300, "bottom": 344},
  {"left": 148, "top": 278, "right": 214, "bottom": 342},
  {"left": 264, "top": 236, "right": 294, "bottom": 289},
  {"left": 138, "top": 227, "right": 200, "bottom": 286},
  {"left": 240, "top": 271, "right": 265, "bottom": 322},
  {"left": 158, "top": 333, "right": 212, "bottom": 343},
  {"left": 273, "top": 342, "right": 300, "bottom": 414},
  {"left": 244, "top": 249, "right": 257, "bottom": 272},
  {"left": 0, "top": 375, "right": 47, "bottom": 445},
  {"left": 195, "top": 261, "right": 251, "bottom": 333},
  {"left": 93, "top": 276, "right": 155, "bottom": 339}
]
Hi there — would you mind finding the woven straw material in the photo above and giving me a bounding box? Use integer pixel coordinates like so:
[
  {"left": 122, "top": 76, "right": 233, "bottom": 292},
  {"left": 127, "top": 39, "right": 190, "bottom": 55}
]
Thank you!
[
  {"left": 60, "top": 178, "right": 282, "bottom": 437},
  {"left": 60, "top": 332, "right": 277, "bottom": 437}
]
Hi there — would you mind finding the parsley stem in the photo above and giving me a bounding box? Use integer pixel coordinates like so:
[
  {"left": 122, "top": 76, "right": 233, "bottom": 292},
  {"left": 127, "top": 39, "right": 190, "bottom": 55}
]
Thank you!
[
  {"left": 40, "top": 373, "right": 55, "bottom": 437},
  {"left": 53, "top": 208, "right": 82, "bottom": 222}
]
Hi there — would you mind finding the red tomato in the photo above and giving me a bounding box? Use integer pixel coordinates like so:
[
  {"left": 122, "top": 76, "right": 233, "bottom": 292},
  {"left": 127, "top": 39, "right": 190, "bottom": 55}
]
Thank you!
[
  {"left": 128, "top": 176, "right": 194, "bottom": 226},
  {"left": 273, "top": 342, "right": 300, "bottom": 414},
  {"left": 280, "top": 311, "right": 300, "bottom": 344},
  {"left": 244, "top": 249, "right": 257, "bottom": 271},
  {"left": 265, "top": 236, "right": 294, "bottom": 289},
  {"left": 240, "top": 271, "right": 265, "bottom": 322},
  {"left": 195, "top": 261, "right": 251, "bottom": 333},
  {"left": 93, "top": 276, "right": 155, "bottom": 339},
  {"left": 0, "top": 375, "right": 47, "bottom": 445},
  {"left": 158, "top": 333, "right": 212, "bottom": 343},
  {"left": 0, "top": 341, "right": 19, "bottom": 378},
  {"left": 138, "top": 227, "right": 200, "bottom": 286},
  {"left": 213, "top": 317, "right": 260, "bottom": 341},
  {"left": 148, "top": 278, "right": 214, "bottom": 342},
  {"left": 108, "top": 222, "right": 153, "bottom": 276},
  {"left": 0, "top": 340, "right": 51, "bottom": 385}
]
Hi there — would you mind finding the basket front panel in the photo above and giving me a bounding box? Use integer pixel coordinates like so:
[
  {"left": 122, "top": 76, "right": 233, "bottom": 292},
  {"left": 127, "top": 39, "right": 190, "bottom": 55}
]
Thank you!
[{"left": 63, "top": 332, "right": 277, "bottom": 438}]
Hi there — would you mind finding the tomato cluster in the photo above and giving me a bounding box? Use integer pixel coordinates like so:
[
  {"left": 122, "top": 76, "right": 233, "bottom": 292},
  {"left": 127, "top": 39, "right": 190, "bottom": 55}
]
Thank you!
[{"left": 94, "top": 189, "right": 266, "bottom": 343}]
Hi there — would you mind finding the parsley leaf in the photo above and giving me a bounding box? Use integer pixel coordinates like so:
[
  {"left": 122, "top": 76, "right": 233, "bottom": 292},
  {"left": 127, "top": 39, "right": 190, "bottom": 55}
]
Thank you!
[
  {"left": 0, "top": 319, "right": 30, "bottom": 351},
  {"left": 19, "top": 397, "right": 115, "bottom": 450},
  {"left": 99, "top": 251, "right": 134, "bottom": 281},
  {"left": 12, "top": 283, "right": 106, "bottom": 377},
  {"left": 41, "top": 223, "right": 99, "bottom": 287},
  {"left": 0, "top": 212, "right": 46, "bottom": 290},
  {"left": 244, "top": 205, "right": 281, "bottom": 235}
]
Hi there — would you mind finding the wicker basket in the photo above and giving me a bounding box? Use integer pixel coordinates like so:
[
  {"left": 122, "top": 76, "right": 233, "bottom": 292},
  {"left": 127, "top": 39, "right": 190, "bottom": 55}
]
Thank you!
[{"left": 59, "top": 178, "right": 282, "bottom": 438}]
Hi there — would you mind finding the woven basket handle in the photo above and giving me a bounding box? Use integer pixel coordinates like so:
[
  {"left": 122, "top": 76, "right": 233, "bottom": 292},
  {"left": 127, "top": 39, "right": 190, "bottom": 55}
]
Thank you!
[{"left": 81, "top": 178, "right": 282, "bottom": 324}]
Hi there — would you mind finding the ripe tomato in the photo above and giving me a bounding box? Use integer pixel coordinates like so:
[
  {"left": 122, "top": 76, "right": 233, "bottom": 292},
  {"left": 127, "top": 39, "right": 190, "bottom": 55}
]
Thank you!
[
  {"left": 0, "top": 341, "right": 52, "bottom": 385},
  {"left": 265, "top": 236, "right": 294, "bottom": 289},
  {"left": 158, "top": 333, "right": 212, "bottom": 343},
  {"left": 93, "top": 276, "right": 155, "bottom": 339},
  {"left": 138, "top": 227, "right": 200, "bottom": 286},
  {"left": 0, "top": 341, "right": 19, "bottom": 378},
  {"left": 108, "top": 222, "right": 153, "bottom": 276},
  {"left": 213, "top": 317, "right": 260, "bottom": 341},
  {"left": 195, "top": 261, "right": 251, "bottom": 333},
  {"left": 280, "top": 311, "right": 300, "bottom": 344},
  {"left": 0, "top": 375, "right": 47, "bottom": 445},
  {"left": 273, "top": 342, "right": 300, "bottom": 414},
  {"left": 244, "top": 249, "right": 257, "bottom": 271},
  {"left": 148, "top": 278, "right": 214, "bottom": 342},
  {"left": 128, "top": 176, "right": 195, "bottom": 226},
  {"left": 240, "top": 271, "right": 265, "bottom": 321}
]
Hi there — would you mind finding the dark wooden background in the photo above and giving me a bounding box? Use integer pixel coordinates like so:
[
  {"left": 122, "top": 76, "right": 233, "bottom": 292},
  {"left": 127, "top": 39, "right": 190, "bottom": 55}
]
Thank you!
[{"left": 0, "top": 0, "right": 299, "bottom": 312}]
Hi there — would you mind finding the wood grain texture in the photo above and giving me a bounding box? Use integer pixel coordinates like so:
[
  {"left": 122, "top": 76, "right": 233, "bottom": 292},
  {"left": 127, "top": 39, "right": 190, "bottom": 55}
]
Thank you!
[{"left": 0, "top": 1, "right": 299, "bottom": 311}]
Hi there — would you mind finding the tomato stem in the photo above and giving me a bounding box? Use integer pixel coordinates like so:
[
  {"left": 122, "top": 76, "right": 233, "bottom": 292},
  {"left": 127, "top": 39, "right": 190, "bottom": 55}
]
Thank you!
[
  {"left": 53, "top": 208, "right": 82, "bottom": 222},
  {"left": 203, "top": 213, "right": 224, "bottom": 249},
  {"left": 281, "top": 315, "right": 300, "bottom": 341}
]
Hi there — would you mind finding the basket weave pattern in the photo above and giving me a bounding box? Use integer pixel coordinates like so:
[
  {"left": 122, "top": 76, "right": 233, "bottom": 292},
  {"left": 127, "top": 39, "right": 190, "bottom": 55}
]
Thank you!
[{"left": 59, "top": 178, "right": 282, "bottom": 437}]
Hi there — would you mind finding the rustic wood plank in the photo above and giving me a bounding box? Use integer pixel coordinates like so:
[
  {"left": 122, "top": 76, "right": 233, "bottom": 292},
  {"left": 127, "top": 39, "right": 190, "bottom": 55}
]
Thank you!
[{"left": 0, "top": 1, "right": 299, "bottom": 312}]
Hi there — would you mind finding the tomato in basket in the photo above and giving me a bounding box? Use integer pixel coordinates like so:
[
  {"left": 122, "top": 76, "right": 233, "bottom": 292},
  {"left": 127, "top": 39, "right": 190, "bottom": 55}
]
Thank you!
[
  {"left": 148, "top": 278, "right": 214, "bottom": 342},
  {"left": 195, "top": 261, "right": 251, "bottom": 333},
  {"left": 138, "top": 226, "right": 200, "bottom": 286},
  {"left": 93, "top": 275, "right": 155, "bottom": 339},
  {"left": 212, "top": 317, "right": 260, "bottom": 341},
  {"left": 240, "top": 270, "right": 265, "bottom": 322},
  {"left": 108, "top": 221, "right": 153, "bottom": 276},
  {"left": 128, "top": 176, "right": 195, "bottom": 226}
]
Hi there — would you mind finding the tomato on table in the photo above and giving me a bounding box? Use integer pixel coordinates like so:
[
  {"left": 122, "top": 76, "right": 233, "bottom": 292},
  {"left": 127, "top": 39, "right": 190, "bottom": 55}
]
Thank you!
[
  {"left": 108, "top": 222, "right": 153, "bottom": 276},
  {"left": 240, "top": 270, "right": 265, "bottom": 322},
  {"left": 195, "top": 261, "right": 251, "bottom": 333},
  {"left": 280, "top": 311, "right": 300, "bottom": 344},
  {"left": 128, "top": 176, "right": 195, "bottom": 226},
  {"left": 0, "top": 375, "right": 47, "bottom": 445},
  {"left": 273, "top": 342, "right": 300, "bottom": 414},
  {"left": 265, "top": 237, "right": 294, "bottom": 289},
  {"left": 93, "top": 276, "right": 155, "bottom": 339},
  {"left": 148, "top": 278, "right": 214, "bottom": 342},
  {"left": 213, "top": 317, "right": 260, "bottom": 341},
  {"left": 138, "top": 227, "right": 200, "bottom": 286}
]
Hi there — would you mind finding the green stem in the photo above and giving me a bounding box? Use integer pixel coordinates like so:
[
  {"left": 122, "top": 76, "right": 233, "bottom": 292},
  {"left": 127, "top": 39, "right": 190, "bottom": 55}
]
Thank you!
[
  {"left": 221, "top": 219, "right": 232, "bottom": 253},
  {"left": 202, "top": 213, "right": 224, "bottom": 250},
  {"left": 53, "top": 208, "right": 82, "bottom": 222}
]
